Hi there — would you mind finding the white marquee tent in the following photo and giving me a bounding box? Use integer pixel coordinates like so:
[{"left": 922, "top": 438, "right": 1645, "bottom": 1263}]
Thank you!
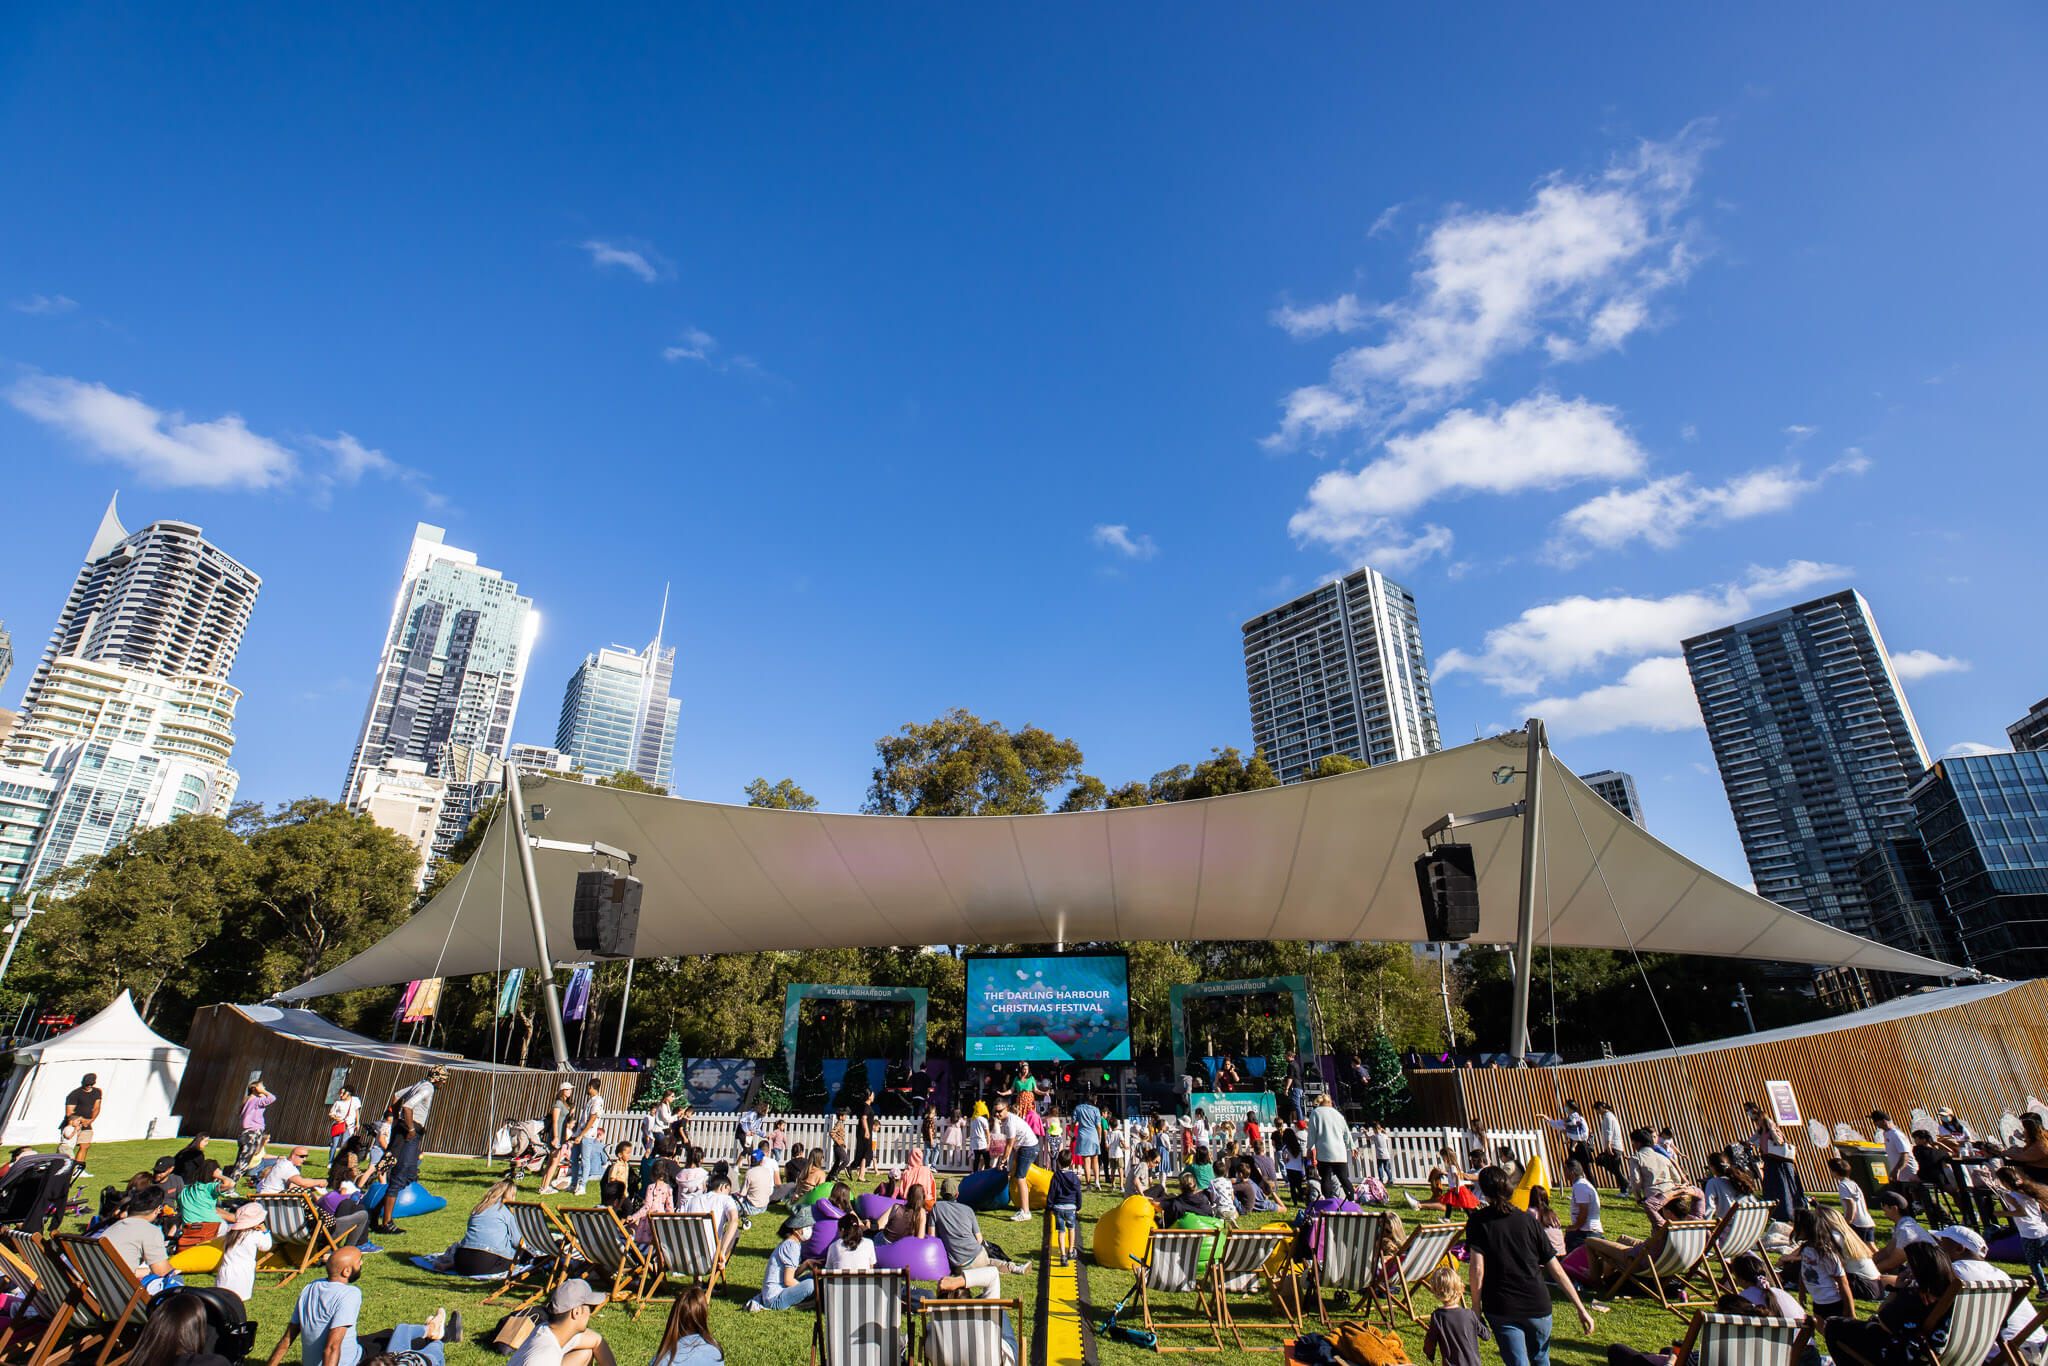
[
  {"left": 284, "top": 729, "right": 1956, "bottom": 1002},
  {"left": 0, "top": 991, "right": 188, "bottom": 1144}
]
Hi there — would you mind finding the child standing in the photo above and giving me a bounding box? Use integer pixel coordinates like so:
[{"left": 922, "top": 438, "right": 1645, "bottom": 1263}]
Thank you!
[
  {"left": 1421, "top": 1266, "right": 1490, "bottom": 1366},
  {"left": 1995, "top": 1165, "right": 2048, "bottom": 1295},
  {"left": 969, "top": 1109, "right": 991, "bottom": 1171},
  {"left": 1828, "top": 1156, "right": 1877, "bottom": 1245},
  {"left": 1047, "top": 1152, "right": 1083, "bottom": 1265},
  {"left": 1103, "top": 1121, "right": 1125, "bottom": 1190}
]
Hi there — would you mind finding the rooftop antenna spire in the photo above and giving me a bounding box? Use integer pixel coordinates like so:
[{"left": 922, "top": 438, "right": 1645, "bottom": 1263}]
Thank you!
[{"left": 654, "top": 582, "right": 669, "bottom": 650}]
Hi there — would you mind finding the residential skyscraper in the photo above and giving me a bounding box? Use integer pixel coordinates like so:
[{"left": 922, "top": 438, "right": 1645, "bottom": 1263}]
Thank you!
[
  {"left": 555, "top": 595, "right": 678, "bottom": 791},
  {"left": 1909, "top": 749, "right": 2048, "bottom": 979},
  {"left": 1682, "top": 590, "right": 1931, "bottom": 937},
  {"left": 1577, "top": 770, "right": 1647, "bottom": 828},
  {"left": 1242, "top": 566, "right": 1441, "bottom": 784},
  {"left": 16, "top": 497, "right": 258, "bottom": 722},
  {"left": 341, "top": 523, "right": 536, "bottom": 862},
  {"left": 2009, "top": 697, "right": 2048, "bottom": 753}
]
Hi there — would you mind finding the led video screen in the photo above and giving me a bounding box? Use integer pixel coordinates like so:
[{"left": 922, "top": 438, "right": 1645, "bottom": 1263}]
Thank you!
[{"left": 964, "top": 952, "right": 1132, "bottom": 1062}]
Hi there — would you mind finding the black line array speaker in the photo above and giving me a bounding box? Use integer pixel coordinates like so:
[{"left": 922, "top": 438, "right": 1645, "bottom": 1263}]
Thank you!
[
  {"left": 1414, "top": 843, "right": 1481, "bottom": 942},
  {"left": 572, "top": 868, "right": 642, "bottom": 958}
]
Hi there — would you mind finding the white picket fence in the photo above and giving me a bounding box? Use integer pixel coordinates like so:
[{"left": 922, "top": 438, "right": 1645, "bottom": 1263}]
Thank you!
[{"left": 597, "top": 1111, "right": 1537, "bottom": 1185}]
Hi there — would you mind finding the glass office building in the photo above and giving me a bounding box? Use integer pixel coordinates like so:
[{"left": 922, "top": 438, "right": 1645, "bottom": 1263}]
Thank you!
[
  {"left": 1910, "top": 750, "right": 2048, "bottom": 980},
  {"left": 556, "top": 638, "right": 678, "bottom": 791},
  {"left": 1242, "top": 565, "right": 1441, "bottom": 784},
  {"left": 1683, "top": 590, "right": 1930, "bottom": 937}
]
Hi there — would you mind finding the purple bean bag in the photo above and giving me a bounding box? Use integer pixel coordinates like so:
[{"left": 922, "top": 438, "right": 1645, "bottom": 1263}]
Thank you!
[
  {"left": 802, "top": 1216, "right": 842, "bottom": 1261},
  {"left": 1989, "top": 1233, "right": 2025, "bottom": 1263},
  {"left": 959, "top": 1167, "right": 1011, "bottom": 1211},
  {"left": 873, "top": 1235, "right": 949, "bottom": 1280},
  {"left": 856, "top": 1193, "right": 903, "bottom": 1224}
]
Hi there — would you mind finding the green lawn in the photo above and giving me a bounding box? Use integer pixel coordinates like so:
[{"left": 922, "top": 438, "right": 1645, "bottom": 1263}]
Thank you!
[{"left": 52, "top": 1140, "right": 2043, "bottom": 1364}]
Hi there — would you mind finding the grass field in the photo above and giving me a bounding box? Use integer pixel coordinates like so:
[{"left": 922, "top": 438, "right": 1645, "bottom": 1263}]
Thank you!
[{"left": 50, "top": 1139, "right": 2044, "bottom": 1364}]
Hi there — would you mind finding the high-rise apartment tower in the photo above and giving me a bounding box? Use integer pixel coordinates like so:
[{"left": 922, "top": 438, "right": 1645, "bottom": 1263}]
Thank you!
[
  {"left": 555, "top": 594, "right": 678, "bottom": 791},
  {"left": 1242, "top": 566, "right": 1440, "bottom": 784},
  {"left": 1577, "top": 770, "right": 1647, "bottom": 829}
]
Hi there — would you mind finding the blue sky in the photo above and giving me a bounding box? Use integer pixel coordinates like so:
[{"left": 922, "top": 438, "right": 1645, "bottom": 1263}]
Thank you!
[{"left": 3, "top": 6, "right": 2044, "bottom": 890}]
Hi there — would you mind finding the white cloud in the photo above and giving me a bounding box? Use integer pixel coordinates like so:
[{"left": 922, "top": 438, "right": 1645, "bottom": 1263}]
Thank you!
[
  {"left": 1892, "top": 650, "right": 1970, "bottom": 682},
  {"left": 1092, "top": 524, "right": 1159, "bottom": 560},
  {"left": 582, "top": 239, "right": 664, "bottom": 283},
  {"left": 1437, "top": 559, "right": 1850, "bottom": 693},
  {"left": 1265, "top": 124, "right": 1711, "bottom": 446},
  {"left": 1288, "top": 392, "right": 1645, "bottom": 562},
  {"left": 663, "top": 327, "right": 717, "bottom": 363},
  {"left": 11, "top": 294, "right": 77, "bottom": 315},
  {"left": 1680, "top": 424, "right": 1699, "bottom": 442},
  {"left": 1526, "top": 655, "right": 1703, "bottom": 739},
  {"left": 6, "top": 374, "right": 297, "bottom": 490},
  {"left": 1940, "top": 741, "right": 2006, "bottom": 760},
  {"left": 1368, "top": 203, "right": 1406, "bottom": 238},
  {"left": 308, "top": 432, "right": 445, "bottom": 509},
  {"left": 1544, "top": 455, "right": 1870, "bottom": 565},
  {"left": 1271, "top": 295, "right": 1367, "bottom": 339}
]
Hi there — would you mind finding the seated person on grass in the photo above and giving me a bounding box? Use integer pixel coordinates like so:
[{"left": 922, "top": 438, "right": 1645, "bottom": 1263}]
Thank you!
[
  {"left": 748, "top": 1212, "right": 820, "bottom": 1311},
  {"left": 271, "top": 1246, "right": 456, "bottom": 1366},
  {"left": 931, "top": 1179, "right": 1031, "bottom": 1299},
  {"left": 507, "top": 1280, "right": 608, "bottom": 1366}
]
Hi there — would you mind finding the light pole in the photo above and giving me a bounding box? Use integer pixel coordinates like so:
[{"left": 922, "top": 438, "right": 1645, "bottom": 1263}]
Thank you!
[
  {"left": 1732, "top": 981, "right": 1758, "bottom": 1033},
  {"left": 0, "top": 893, "right": 42, "bottom": 987}
]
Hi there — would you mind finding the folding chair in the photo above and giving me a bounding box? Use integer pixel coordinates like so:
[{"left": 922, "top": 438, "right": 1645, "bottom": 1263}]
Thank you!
[
  {"left": 1703, "top": 1199, "right": 1775, "bottom": 1295},
  {"left": 647, "top": 1211, "right": 726, "bottom": 1292},
  {"left": 920, "top": 1297, "right": 1024, "bottom": 1366},
  {"left": 553, "top": 1205, "right": 658, "bottom": 1317},
  {"left": 1312, "top": 1210, "right": 1386, "bottom": 1329},
  {"left": 0, "top": 1231, "right": 103, "bottom": 1366},
  {"left": 1602, "top": 1219, "right": 1718, "bottom": 1318},
  {"left": 48, "top": 1235, "right": 150, "bottom": 1366},
  {"left": 1207, "top": 1226, "right": 1296, "bottom": 1352},
  {"left": 1668, "top": 1311, "right": 1809, "bottom": 1366},
  {"left": 249, "top": 1192, "right": 343, "bottom": 1288},
  {"left": 1932, "top": 1281, "right": 2031, "bottom": 1366},
  {"left": 1133, "top": 1227, "right": 1223, "bottom": 1352},
  {"left": 1997, "top": 1299, "right": 2048, "bottom": 1366},
  {"left": 483, "top": 1200, "right": 572, "bottom": 1308},
  {"left": 1378, "top": 1222, "right": 1462, "bottom": 1326},
  {"left": 811, "top": 1267, "right": 909, "bottom": 1366}
]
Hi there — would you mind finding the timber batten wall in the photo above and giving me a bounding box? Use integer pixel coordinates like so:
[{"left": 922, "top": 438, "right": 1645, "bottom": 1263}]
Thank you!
[
  {"left": 1411, "top": 978, "right": 2048, "bottom": 1191},
  {"left": 174, "top": 1005, "right": 636, "bottom": 1156}
]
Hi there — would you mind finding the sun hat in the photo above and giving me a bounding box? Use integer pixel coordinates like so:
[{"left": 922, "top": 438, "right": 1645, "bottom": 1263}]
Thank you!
[
  {"left": 550, "top": 1278, "right": 608, "bottom": 1313},
  {"left": 230, "top": 1203, "right": 267, "bottom": 1231}
]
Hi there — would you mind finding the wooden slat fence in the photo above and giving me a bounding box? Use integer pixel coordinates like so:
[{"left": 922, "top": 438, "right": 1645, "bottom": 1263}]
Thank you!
[{"left": 1410, "top": 978, "right": 2048, "bottom": 1192}]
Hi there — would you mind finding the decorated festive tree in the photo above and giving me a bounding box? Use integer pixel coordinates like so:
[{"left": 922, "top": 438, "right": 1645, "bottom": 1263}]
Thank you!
[
  {"left": 1359, "top": 1022, "right": 1410, "bottom": 1123},
  {"left": 636, "top": 1030, "right": 687, "bottom": 1110}
]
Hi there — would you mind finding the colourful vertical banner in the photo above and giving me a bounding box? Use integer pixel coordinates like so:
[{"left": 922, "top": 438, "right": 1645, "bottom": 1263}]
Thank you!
[
  {"left": 395, "top": 979, "right": 421, "bottom": 1019},
  {"left": 402, "top": 978, "right": 442, "bottom": 1022},
  {"left": 496, "top": 967, "right": 525, "bottom": 1018},
  {"left": 563, "top": 965, "right": 594, "bottom": 1021}
]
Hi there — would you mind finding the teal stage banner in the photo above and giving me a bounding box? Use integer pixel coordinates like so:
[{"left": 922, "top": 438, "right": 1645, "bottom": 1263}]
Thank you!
[{"left": 1189, "top": 1091, "right": 1278, "bottom": 1125}]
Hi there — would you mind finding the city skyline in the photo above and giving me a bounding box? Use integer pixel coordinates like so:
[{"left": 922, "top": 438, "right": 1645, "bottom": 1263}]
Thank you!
[
  {"left": 555, "top": 593, "right": 680, "bottom": 791},
  {"left": 2, "top": 8, "right": 2040, "bottom": 896}
]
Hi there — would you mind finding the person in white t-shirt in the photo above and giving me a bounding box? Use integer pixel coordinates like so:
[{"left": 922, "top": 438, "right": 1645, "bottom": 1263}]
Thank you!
[
  {"left": 969, "top": 1112, "right": 991, "bottom": 1170},
  {"left": 823, "top": 1215, "right": 877, "bottom": 1271},
  {"left": 1939, "top": 1225, "right": 2048, "bottom": 1364},
  {"left": 680, "top": 1173, "right": 742, "bottom": 1258},
  {"left": 1565, "top": 1159, "right": 1603, "bottom": 1253},
  {"left": 1873, "top": 1189, "right": 1933, "bottom": 1275},
  {"left": 1828, "top": 1156, "right": 1878, "bottom": 1243},
  {"left": 257, "top": 1147, "right": 322, "bottom": 1196},
  {"left": 214, "top": 1202, "right": 275, "bottom": 1303}
]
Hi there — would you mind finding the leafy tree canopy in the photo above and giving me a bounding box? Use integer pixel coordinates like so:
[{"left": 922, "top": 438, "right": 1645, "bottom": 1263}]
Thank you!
[
  {"left": 865, "top": 707, "right": 1091, "bottom": 816},
  {"left": 745, "top": 778, "right": 819, "bottom": 811}
]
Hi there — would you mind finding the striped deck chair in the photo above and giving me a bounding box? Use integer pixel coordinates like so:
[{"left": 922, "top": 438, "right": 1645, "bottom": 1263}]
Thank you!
[
  {"left": 1379, "top": 1222, "right": 1463, "bottom": 1327},
  {"left": 1834, "top": 1278, "right": 2026, "bottom": 1366},
  {"left": 249, "top": 1192, "right": 342, "bottom": 1288},
  {"left": 920, "top": 1298, "right": 1024, "bottom": 1366},
  {"left": 484, "top": 1200, "right": 573, "bottom": 1308},
  {"left": 810, "top": 1267, "right": 908, "bottom": 1366},
  {"left": 1703, "top": 1200, "right": 1774, "bottom": 1295},
  {"left": 1313, "top": 1211, "right": 1387, "bottom": 1329},
  {"left": 647, "top": 1212, "right": 726, "bottom": 1292},
  {"left": 1, "top": 1231, "right": 101, "bottom": 1366},
  {"left": 1134, "top": 1228, "right": 1224, "bottom": 1352},
  {"left": 1604, "top": 1219, "right": 1718, "bottom": 1318},
  {"left": 554, "top": 1206, "right": 657, "bottom": 1316},
  {"left": 1208, "top": 1226, "right": 1296, "bottom": 1351},
  {"left": 49, "top": 1235, "right": 150, "bottom": 1366},
  {"left": 1669, "top": 1311, "right": 1809, "bottom": 1366},
  {"left": 1995, "top": 1300, "right": 2048, "bottom": 1366}
]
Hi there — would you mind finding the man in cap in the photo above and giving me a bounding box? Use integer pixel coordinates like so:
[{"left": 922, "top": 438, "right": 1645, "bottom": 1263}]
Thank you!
[
  {"left": 1936, "top": 1226, "right": 2047, "bottom": 1361},
  {"left": 508, "top": 1278, "right": 607, "bottom": 1366},
  {"left": 372, "top": 1066, "right": 450, "bottom": 1235}
]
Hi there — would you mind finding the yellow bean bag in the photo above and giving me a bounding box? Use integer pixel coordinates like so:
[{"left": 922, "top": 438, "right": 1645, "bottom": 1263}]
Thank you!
[
  {"left": 1092, "top": 1194, "right": 1155, "bottom": 1271},
  {"left": 1011, "top": 1162, "right": 1052, "bottom": 1208},
  {"left": 1511, "top": 1148, "right": 1550, "bottom": 1212},
  {"left": 170, "top": 1241, "right": 224, "bottom": 1273}
]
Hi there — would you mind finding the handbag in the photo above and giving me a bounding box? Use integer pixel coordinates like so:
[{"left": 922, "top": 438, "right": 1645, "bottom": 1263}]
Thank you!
[
  {"left": 1765, "top": 1141, "right": 1795, "bottom": 1160},
  {"left": 1334, "top": 1320, "right": 1411, "bottom": 1366}
]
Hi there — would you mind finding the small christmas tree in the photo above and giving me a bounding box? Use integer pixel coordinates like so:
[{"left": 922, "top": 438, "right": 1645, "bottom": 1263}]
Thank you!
[
  {"left": 637, "top": 1031, "right": 687, "bottom": 1110},
  {"left": 1359, "top": 1023, "right": 1410, "bottom": 1123}
]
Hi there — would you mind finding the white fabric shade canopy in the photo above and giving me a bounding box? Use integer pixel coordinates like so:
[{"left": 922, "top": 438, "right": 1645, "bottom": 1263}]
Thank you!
[{"left": 284, "top": 729, "right": 1956, "bottom": 1000}]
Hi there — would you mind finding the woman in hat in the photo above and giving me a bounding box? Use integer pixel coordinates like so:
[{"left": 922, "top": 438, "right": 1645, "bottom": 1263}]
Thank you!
[{"left": 214, "top": 1201, "right": 272, "bottom": 1303}]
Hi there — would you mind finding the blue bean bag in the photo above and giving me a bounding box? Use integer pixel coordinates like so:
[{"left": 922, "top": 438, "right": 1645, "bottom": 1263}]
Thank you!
[
  {"left": 359, "top": 1182, "right": 448, "bottom": 1219},
  {"left": 872, "top": 1235, "right": 949, "bottom": 1281},
  {"left": 958, "top": 1168, "right": 1011, "bottom": 1211},
  {"left": 855, "top": 1193, "right": 902, "bottom": 1224}
]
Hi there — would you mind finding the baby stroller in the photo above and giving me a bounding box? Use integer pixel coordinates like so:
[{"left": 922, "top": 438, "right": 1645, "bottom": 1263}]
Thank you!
[
  {"left": 0, "top": 1154, "right": 76, "bottom": 1234},
  {"left": 147, "top": 1287, "right": 256, "bottom": 1362}
]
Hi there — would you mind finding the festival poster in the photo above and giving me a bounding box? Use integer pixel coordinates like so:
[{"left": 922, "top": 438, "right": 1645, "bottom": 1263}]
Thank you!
[{"left": 965, "top": 953, "right": 1132, "bottom": 1061}]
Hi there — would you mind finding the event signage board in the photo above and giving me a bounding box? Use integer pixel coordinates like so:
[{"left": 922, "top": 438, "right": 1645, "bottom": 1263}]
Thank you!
[
  {"left": 964, "top": 952, "right": 1131, "bottom": 1062},
  {"left": 1765, "top": 1079, "right": 1801, "bottom": 1126},
  {"left": 781, "top": 983, "right": 929, "bottom": 1080},
  {"left": 1189, "top": 1091, "right": 1277, "bottom": 1125}
]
